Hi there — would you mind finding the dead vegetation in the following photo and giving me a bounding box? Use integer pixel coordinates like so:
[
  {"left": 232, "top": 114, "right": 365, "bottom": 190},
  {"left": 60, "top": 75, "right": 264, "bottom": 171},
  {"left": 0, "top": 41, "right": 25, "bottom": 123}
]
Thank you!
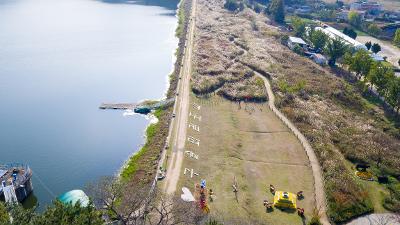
[{"left": 191, "top": 0, "right": 400, "bottom": 223}]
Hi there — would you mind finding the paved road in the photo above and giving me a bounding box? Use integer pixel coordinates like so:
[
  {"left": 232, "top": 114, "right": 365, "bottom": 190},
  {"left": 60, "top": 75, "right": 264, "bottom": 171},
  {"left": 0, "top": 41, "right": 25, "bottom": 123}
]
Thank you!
[
  {"left": 163, "top": 0, "right": 197, "bottom": 195},
  {"left": 356, "top": 35, "right": 400, "bottom": 70},
  {"left": 255, "top": 73, "right": 330, "bottom": 225}
]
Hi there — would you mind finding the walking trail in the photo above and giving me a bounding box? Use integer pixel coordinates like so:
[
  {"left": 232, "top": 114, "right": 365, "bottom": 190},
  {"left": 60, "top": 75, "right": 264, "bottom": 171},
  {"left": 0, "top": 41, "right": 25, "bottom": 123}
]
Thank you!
[
  {"left": 163, "top": 0, "right": 197, "bottom": 195},
  {"left": 255, "top": 73, "right": 330, "bottom": 225}
]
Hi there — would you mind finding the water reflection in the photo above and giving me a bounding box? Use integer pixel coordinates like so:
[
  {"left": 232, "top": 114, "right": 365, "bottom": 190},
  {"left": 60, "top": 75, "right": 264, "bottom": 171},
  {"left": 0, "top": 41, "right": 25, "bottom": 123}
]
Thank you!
[
  {"left": 22, "top": 193, "right": 38, "bottom": 209},
  {"left": 97, "top": 0, "right": 179, "bottom": 11}
]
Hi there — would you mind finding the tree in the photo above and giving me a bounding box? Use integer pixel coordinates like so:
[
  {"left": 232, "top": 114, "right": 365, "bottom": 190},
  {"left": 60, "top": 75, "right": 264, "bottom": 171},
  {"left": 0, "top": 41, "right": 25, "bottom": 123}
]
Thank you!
[
  {"left": 4, "top": 201, "right": 102, "bottom": 225},
  {"left": 365, "top": 41, "right": 372, "bottom": 50},
  {"left": 293, "top": 44, "right": 304, "bottom": 55},
  {"left": 393, "top": 28, "right": 400, "bottom": 47},
  {"left": 367, "top": 24, "right": 381, "bottom": 37},
  {"left": 367, "top": 62, "right": 395, "bottom": 98},
  {"left": 33, "top": 201, "right": 103, "bottom": 225},
  {"left": 371, "top": 43, "right": 381, "bottom": 54},
  {"left": 387, "top": 77, "right": 400, "bottom": 114},
  {"left": 325, "top": 37, "right": 348, "bottom": 66},
  {"left": 291, "top": 16, "right": 306, "bottom": 37},
  {"left": 268, "top": 0, "right": 285, "bottom": 23},
  {"left": 86, "top": 176, "right": 203, "bottom": 225},
  {"left": 348, "top": 49, "right": 373, "bottom": 79},
  {"left": 86, "top": 176, "right": 147, "bottom": 225},
  {"left": 0, "top": 203, "right": 9, "bottom": 224},
  {"left": 310, "top": 29, "right": 328, "bottom": 51},
  {"left": 343, "top": 27, "right": 357, "bottom": 39},
  {"left": 146, "top": 193, "right": 202, "bottom": 225},
  {"left": 253, "top": 3, "right": 262, "bottom": 13},
  {"left": 348, "top": 11, "right": 362, "bottom": 27},
  {"left": 224, "top": 0, "right": 243, "bottom": 11}
]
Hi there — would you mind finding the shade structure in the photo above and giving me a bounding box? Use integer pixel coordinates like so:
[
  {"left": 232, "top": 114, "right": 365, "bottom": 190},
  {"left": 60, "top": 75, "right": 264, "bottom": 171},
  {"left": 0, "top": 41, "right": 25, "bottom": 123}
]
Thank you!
[
  {"left": 58, "top": 189, "right": 89, "bottom": 207},
  {"left": 273, "top": 191, "right": 297, "bottom": 209}
]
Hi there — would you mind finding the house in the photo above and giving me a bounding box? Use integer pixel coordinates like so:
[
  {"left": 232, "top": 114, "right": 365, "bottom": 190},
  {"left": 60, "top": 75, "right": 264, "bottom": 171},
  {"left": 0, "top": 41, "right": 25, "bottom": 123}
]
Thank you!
[
  {"left": 370, "top": 53, "right": 384, "bottom": 62},
  {"left": 350, "top": 1, "right": 382, "bottom": 15},
  {"left": 310, "top": 53, "right": 327, "bottom": 65},
  {"left": 295, "top": 6, "right": 312, "bottom": 14},
  {"left": 336, "top": 10, "right": 366, "bottom": 21},
  {"left": 287, "top": 36, "right": 307, "bottom": 50},
  {"left": 315, "top": 26, "right": 368, "bottom": 50}
]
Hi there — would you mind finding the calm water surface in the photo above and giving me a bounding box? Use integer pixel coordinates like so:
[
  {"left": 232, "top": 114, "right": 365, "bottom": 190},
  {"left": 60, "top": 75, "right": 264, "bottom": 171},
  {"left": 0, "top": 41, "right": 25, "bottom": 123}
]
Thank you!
[{"left": 0, "top": 0, "right": 178, "bottom": 207}]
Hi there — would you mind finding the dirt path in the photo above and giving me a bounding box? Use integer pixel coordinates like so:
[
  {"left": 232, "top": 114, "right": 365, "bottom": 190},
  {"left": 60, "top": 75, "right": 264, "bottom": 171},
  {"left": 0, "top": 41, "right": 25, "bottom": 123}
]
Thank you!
[
  {"left": 255, "top": 73, "right": 330, "bottom": 225},
  {"left": 345, "top": 213, "right": 399, "bottom": 225},
  {"left": 163, "top": 0, "right": 197, "bottom": 195},
  {"left": 356, "top": 35, "right": 400, "bottom": 69}
]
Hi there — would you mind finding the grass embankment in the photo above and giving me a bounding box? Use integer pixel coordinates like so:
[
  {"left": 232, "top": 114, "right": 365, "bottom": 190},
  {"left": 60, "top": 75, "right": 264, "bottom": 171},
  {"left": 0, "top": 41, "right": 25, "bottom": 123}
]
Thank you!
[
  {"left": 119, "top": 0, "right": 192, "bottom": 185},
  {"left": 266, "top": 48, "right": 400, "bottom": 222}
]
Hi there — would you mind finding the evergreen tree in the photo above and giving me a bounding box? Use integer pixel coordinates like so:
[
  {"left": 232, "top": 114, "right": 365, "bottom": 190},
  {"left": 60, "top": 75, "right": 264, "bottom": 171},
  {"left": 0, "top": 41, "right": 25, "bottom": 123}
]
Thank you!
[
  {"left": 310, "top": 29, "right": 328, "bottom": 51},
  {"left": 365, "top": 41, "right": 372, "bottom": 50},
  {"left": 0, "top": 203, "right": 9, "bottom": 224},
  {"left": 291, "top": 16, "right": 306, "bottom": 37},
  {"left": 371, "top": 43, "right": 381, "bottom": 54},
  {"left": 268, "top": 0, "right": 285, "bottom": 23},
  {"left": 387, "top": 77, "right": 400, "bottom": 114},
  {"left": 393, "top": 28, "right": 400, "bottom": 47},
  {"left": 325, "top": 37, "right": 348, "bottom": 66},
  {"left": 5, "top": 201, "right": 103, "bottom": 225},
  {"left": 348, "top": 49, "right": 373, "bottom": 79},
  {"left": 367, "top": 62, "right": 395, "bottom": 98}
]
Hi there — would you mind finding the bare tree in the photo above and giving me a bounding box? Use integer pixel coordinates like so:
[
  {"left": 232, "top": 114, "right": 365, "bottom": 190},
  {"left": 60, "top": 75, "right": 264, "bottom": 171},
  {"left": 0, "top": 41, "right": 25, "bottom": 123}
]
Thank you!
[
  {"left": 87, "top": 176, "right": 204, "bottom": 225},
  {"left": 86, "top": 176, "right": 148, "bottom": 225},
  {"left": 146, "top": 191, "right": 203, "bottom": 225}
]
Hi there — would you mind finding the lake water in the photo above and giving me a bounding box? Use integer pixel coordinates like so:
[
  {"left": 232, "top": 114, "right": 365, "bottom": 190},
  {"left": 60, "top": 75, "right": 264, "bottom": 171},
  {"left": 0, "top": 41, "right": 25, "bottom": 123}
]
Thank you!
[{"left": 0, "top": 0, "right": 178, "bottom": 208}]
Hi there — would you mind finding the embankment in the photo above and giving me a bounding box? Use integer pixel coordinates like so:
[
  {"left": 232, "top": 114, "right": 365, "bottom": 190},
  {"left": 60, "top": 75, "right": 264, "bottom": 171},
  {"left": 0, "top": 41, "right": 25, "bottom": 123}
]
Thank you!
[{"left": 119, "top": 0, "right": 193, "bottom": 185}]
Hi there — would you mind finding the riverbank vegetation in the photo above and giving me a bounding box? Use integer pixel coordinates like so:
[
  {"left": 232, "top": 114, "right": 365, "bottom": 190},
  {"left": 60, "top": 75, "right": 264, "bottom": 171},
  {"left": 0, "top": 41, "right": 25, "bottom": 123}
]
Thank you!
[
  {"left": 0, "top": 201, "right": 102, "bottom": 225},
  {"left": 119, "top": 0, "right": 192, "bottom": 186}
]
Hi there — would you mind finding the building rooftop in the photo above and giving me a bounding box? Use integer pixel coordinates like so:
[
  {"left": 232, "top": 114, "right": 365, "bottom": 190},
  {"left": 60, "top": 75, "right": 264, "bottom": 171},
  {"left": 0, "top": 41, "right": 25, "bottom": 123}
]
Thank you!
[
  {"left": 316, "top": 26, "right": 367, "bottom": 50},
  {"left": 288, "top": 36, "right": 307, "bottom": 45}
]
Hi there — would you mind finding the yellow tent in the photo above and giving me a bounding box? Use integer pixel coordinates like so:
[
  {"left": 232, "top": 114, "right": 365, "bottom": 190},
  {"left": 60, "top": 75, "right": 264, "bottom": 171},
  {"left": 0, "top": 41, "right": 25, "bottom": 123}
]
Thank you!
[{"left": 273, "top": 191, "right": 297, "bottom": 209}]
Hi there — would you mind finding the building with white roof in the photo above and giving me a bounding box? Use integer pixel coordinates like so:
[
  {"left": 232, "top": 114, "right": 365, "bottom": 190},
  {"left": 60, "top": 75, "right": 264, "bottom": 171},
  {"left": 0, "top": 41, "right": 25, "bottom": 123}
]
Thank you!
[
  {"left": 315, "top": 26, "right": 368, "bottom": 51},
  {"left": 287, "top": 36, "right": 307, "bottom": 50}
]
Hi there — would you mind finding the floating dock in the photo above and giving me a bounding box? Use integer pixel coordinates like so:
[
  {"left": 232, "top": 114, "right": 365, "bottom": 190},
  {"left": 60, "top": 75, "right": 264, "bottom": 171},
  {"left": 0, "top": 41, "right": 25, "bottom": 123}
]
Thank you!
[
  {"left": 99, "top": 98, "right": 175, "bottom": 114},
  {"left": 0, "top": 163, "right": 33, "bottom": 203},
  {"left": 99, "top": 103, "right": 136, "bottom": 110}
]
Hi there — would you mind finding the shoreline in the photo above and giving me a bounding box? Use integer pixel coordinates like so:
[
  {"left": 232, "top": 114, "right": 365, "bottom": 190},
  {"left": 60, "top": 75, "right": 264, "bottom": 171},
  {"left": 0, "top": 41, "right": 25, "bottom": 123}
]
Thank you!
[{"left": 118, "top": 0, "right": 192, "bottom": 185}]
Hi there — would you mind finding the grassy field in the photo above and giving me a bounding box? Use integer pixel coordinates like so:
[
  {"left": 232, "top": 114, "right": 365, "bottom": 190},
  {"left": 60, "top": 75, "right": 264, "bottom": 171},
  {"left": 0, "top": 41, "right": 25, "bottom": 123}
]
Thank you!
[{"left": 176, "top": 95, "right": 315, "bottom": 225}]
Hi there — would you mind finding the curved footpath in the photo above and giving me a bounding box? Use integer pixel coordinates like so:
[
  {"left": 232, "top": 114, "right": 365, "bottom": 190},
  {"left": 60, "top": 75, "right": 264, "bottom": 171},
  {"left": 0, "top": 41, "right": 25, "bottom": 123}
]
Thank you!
[
  {"left": 345, "top": 213, "right": 399, "bottom": 225},
  {"left": 255, "top": 73, "right": 330, "bottom": 225}
]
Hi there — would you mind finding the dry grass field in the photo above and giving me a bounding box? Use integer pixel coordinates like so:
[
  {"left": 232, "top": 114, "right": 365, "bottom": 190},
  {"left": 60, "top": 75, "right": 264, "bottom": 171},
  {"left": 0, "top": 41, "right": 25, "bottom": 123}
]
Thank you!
[
  {"left": 177, "top": 95, "right": 315, "bottom": 225},
  {"left": 178, "top": 0, "right": 400, "bottom": 223}
]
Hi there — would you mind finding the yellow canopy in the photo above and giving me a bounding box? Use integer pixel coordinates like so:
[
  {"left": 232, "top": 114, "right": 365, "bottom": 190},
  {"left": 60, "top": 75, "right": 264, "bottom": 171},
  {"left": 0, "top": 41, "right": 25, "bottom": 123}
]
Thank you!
[{"left": 273, "top": 191, "right": 297, "bottom": 209}]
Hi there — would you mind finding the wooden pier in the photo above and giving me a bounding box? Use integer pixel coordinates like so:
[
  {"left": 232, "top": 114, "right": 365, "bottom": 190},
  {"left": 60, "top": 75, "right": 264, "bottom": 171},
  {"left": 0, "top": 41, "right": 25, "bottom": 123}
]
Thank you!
[
  {"left": 99, "top": 103, "right": 137, "bottom": 110},
  {"left": 99, "top": 98, "right": 175, "bottom": 112}
]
